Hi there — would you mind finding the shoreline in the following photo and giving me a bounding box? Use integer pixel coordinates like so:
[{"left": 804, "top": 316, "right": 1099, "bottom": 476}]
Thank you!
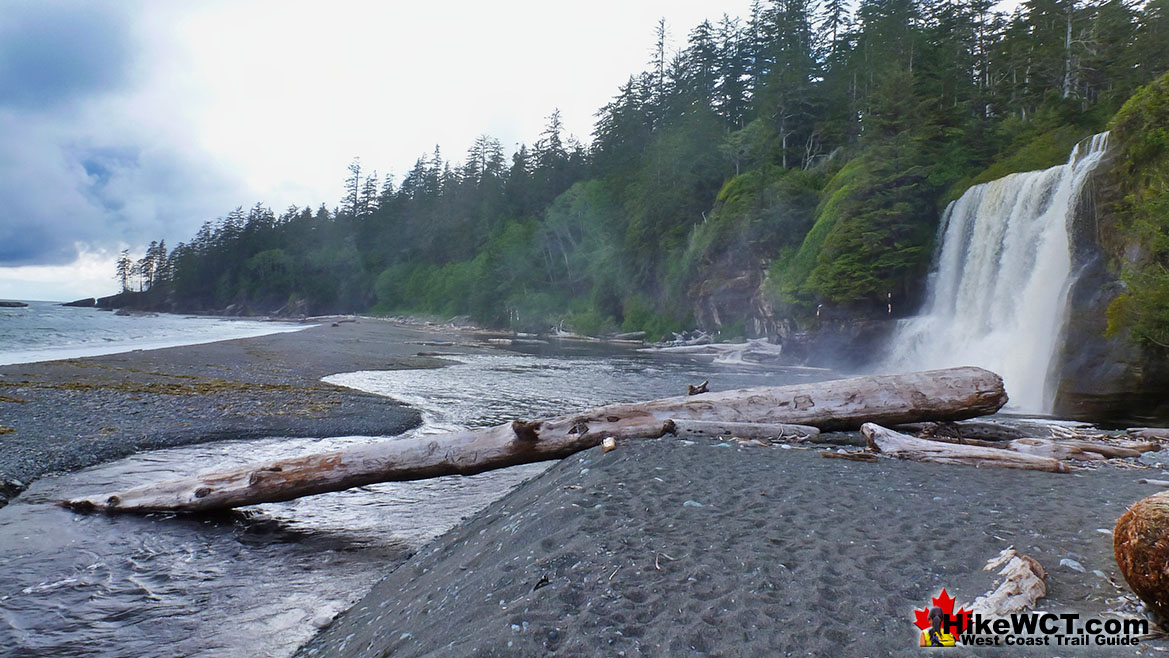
[
  {"left": 0, "top": 318, "right": 487, "bottom": 500},
  {"left": 1, "top": 320, "right": 1166, "bottom": 655}
]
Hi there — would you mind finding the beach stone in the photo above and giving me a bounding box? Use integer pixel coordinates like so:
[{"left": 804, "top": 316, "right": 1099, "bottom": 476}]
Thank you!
[{"left": 1114, "top": 490, "right": 1169, "bottom": 620}]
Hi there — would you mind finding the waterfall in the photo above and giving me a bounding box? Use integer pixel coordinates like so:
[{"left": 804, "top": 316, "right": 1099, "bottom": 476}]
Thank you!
[{"left": 886, "top": 133, "right": 1110, "bottom": 413}]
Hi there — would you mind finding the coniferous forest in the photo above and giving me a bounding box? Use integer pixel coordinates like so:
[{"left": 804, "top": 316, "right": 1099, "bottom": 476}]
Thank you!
[{"left": 116, "top": 0, "right": 1169, "bottom": 344}]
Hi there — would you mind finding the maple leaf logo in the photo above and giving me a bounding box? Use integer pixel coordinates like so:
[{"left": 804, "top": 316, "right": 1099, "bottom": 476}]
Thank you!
[{"left": 913, "top": 588, "right": 972, "bottom": 633}]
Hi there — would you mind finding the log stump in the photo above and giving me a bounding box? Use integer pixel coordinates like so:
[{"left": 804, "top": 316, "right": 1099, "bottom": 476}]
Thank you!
[{"left": 1115, "top": 490, "right": 1169, "bottom": 620}]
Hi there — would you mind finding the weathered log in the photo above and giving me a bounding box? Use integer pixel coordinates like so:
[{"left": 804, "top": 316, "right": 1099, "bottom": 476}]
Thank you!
[
  {"left": 1005, "top": 437, "right": 1156, "bottom": 460},
  {"left": 671, "top": 419, "right": 819, "bottom": 441},
  {"left": 1129, "top": 427, "right": 1169, "bottom": 441},
  {"left": 1115, "top": 490, "right": 1169, "bottom": 620},
  {"left": 914, "top": 434, "right": 1158, "bottom": 460},
  {"left": 64, "top": 367, "right": 1007, "bottom": 514},
  {"left": 862, "top": 423, "right": 1068, "bottom": 473}
]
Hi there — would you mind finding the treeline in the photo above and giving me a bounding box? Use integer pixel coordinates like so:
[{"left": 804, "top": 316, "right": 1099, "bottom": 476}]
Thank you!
[{"left": 125, "top": 0, "right": 1169, "bottom": 338}]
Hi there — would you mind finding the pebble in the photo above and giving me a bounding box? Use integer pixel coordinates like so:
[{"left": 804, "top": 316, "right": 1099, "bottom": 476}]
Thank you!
[
  {"left": 683, "top": 500, "right": 704, "bottom": 508},
  {"left": 1060, "top": 558, "right": 1086, "bottom": 573}
]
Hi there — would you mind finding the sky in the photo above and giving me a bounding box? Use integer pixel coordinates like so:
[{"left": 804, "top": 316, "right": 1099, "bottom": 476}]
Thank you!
[{"left": 0, "top": 0, "right": 755, "bottom": 301}]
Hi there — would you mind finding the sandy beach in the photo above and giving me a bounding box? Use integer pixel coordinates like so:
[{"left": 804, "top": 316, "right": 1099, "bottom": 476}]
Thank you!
[
  {"left": 1, "top": 319, "right": 1165, "bottom": 656},
  {"left": 298, "top": 438, "right": 1163, "bottom": 657}
]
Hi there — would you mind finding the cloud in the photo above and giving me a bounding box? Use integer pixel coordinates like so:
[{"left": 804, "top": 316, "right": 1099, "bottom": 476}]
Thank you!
[
  {"left": 0, "top": 1, "right": 134, "bottom": 111},
  {"left": 0, "top": 1, "right": 243, "bottom": 270}
]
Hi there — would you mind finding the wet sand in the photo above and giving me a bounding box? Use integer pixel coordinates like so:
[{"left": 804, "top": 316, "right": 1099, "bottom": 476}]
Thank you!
[{"left": 300, "top": 439, "right": 1165, "bottom": 657}]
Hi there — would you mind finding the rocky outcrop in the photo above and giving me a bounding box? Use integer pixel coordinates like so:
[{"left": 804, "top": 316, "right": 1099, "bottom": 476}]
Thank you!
[
  {"left": 691, "top": 259, "right": 777, "bottom": 339},
  {"left": 1052, "top": 150, "right": 1169, "bottom": 423},
  {"left": 61, "top": 298, "right": 96, "bottom": 307},
  {"left": 0, "top": 301, "right": 28, "bottom": 308}
]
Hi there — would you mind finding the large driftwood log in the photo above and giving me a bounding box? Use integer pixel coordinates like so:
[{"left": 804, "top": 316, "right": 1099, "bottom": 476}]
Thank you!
[
  {"left": 64, "top": 367, "right": 1006, "bottom": 514},
  {"left": 862, "top": 423, "right": 1068, "bottom": 472}
]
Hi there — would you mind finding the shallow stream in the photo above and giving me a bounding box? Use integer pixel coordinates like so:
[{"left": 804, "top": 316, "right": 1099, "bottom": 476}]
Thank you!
[{"left": 0, "top": 347, "right": 835, "bottom": 657}]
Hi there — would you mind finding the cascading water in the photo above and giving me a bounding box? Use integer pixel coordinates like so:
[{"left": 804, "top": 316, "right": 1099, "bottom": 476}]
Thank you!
[{"left": 886, "top": 133, "right": 1110, "bottom": 413}]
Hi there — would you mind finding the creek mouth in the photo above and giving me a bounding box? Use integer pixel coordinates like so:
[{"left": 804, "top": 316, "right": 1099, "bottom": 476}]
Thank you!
[{"left": 0, "top": 349, "right": 834, "bottom": 657}]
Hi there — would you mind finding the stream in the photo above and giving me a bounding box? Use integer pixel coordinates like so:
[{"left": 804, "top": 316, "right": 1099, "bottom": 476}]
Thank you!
[{"left": 0, "top": 347, "right": 838, "bottom": 657}]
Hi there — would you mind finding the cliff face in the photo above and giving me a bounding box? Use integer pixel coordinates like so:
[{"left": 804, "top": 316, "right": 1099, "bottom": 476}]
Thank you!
[
  {"left": 1053, "top": 154, "right": 1169, "bottom": 423},
  {"left": 1053, "top": 73, "right": 1169, "bottom": 424}
]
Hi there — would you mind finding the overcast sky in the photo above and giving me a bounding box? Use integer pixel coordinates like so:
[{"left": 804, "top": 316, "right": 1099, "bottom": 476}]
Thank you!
[{"left": 0, "top": 0, "right": 755, "bottom": 301}]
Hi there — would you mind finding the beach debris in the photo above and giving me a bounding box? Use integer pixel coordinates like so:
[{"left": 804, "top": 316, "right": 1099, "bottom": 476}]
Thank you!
[
  {"left": 1129, "top": 427, "right": 1169, "bottom": 442},
  {"left": 640, "top": 337, "right": 787, "bottom": 369},
  {"left": 669, "top": 419, "right": 819, "bottom": 443},
  {"left": 817, "top": 448, "right": 867, "bottom": 461},
  {"left": 736, "top": 438, "right": 769, "bottom": 447},
  {"left": 601, "top": 437, "right": 617, "bottom": 453},
  {"left": 862, "top": 424, "right": 1069, "bottom": 472},
  {"left": 1140, "top": 479, "right": 1169, "bottom": 487},
  {"left": 819, "top": 449, "right": 879, "bottom": 463},
  {"left": 62, "top": 366, "right": 1008, "bottom": 514},
  {"left": 687, "top": 380, "right": 709, "bottom": 396},
  {"left": 1115, "top": 489, "right": 1169, "bottom": 619},
  {"left": 970, "top": 548, "right": 1047, "bottom": 618},
  {"left": 984, "top": 546, "right": 1017, "bottom": 571}
]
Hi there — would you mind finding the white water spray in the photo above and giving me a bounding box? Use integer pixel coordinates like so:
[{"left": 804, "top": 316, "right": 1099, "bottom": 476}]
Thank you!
[{"left": 886, "top": 133, "right": 1110, "bottom": 413}]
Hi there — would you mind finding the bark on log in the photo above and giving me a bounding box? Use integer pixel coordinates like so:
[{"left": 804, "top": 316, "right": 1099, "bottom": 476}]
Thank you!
[
  {"left": 862, "top": 423, "right": 1068, "bottom": 473},
  {"left": 64, "top": 367, "right": 1006, "bottom": 514}
]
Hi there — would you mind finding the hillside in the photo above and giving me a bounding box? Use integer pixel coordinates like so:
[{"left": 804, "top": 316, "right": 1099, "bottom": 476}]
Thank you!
[{"left": 112, "top": 0, "right": 1169, "bottom": 354}]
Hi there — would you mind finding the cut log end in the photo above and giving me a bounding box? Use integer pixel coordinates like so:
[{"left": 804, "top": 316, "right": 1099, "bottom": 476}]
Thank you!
[{"left": 1115, "top": 490, "right": 1169, "bottom": 621}]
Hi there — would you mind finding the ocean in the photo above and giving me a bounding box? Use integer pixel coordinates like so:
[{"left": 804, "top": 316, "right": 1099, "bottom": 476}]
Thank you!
[{"left": 0, "top": 300, "right": 310, "bottom": 366}]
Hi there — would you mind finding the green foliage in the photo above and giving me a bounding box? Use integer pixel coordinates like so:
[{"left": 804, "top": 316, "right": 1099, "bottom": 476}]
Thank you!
[
  {"left": 619, "top": 295, "right": 688, "bottom": 341},
  {"left": 1105, "top": 72, "right": 1169, "bottom": 348},
  {"left": 944, "top": 123, "right": 1098, "bottom": 204}
]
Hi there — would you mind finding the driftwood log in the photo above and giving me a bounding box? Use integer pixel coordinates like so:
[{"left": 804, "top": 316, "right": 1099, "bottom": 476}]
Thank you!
[
  {"left": 862, "top": 423, "right": 1068, "bottom": 472},
  {"left": 63, "top": 366, "right": 1006, "bottom": 514},
  {"left": 915, "top": 435, "right": 1159, "bottom": 460}
]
